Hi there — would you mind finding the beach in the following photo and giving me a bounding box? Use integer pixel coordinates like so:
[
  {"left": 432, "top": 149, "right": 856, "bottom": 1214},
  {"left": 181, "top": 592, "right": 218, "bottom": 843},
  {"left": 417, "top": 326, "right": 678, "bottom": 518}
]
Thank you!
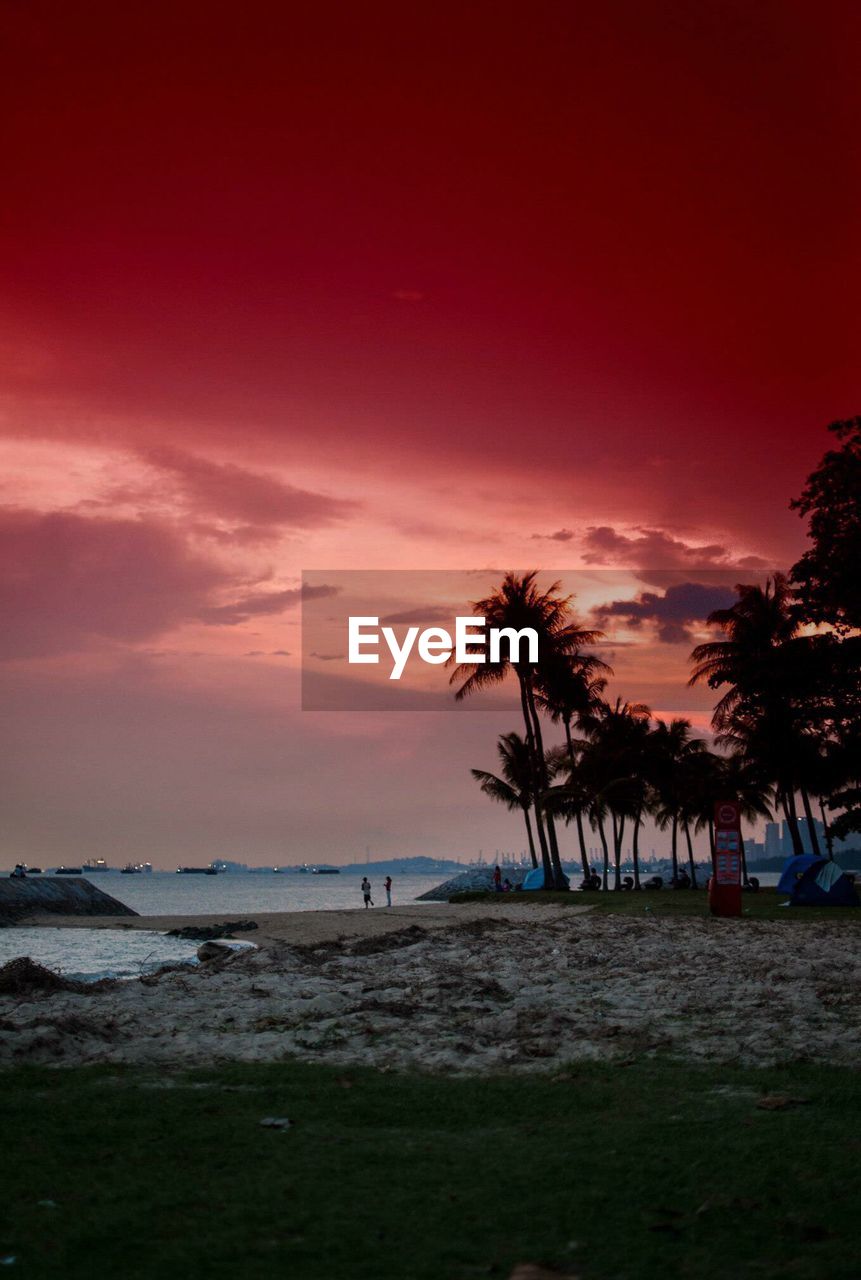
[{"left": 3, "top": 903, "right": 859, "bottom": 1072}]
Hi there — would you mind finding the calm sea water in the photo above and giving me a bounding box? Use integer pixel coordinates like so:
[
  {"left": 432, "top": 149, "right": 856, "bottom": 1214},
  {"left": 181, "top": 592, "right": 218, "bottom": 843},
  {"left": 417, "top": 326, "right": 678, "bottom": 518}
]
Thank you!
[
  {"left": 74, "top": 870, "right": 447, "bottom": 915},
  {"left": 0, "top": 927, "right": 202, "bottom": 982}
]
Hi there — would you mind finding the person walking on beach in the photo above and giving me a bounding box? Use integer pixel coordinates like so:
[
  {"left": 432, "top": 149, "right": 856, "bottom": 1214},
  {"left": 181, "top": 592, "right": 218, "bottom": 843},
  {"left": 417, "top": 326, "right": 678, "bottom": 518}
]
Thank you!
[
  {"left": 384, "top": 875, "right": 392, "bottom": 907},
  {"left": 361, "top": 876, "right": 374, "bottom": 907},
  {"left": 493, "top": 864, "right": 502, "bottom": 892}
]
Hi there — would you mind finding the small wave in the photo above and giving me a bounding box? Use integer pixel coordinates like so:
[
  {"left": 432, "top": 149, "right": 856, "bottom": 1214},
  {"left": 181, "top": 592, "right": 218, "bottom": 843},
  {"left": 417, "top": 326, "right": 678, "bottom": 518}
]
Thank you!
[{"left": 0, "top": 928, "right": 201, "bottom": 982}]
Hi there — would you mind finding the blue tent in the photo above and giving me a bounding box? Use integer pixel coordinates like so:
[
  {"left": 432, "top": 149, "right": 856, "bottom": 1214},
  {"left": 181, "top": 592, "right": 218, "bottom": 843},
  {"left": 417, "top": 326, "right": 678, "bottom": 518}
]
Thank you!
[
  {"left": 777, "top": 855, "right": 859, "bottom": 907},
  {"left": 777, "top": 854, "right": 817, "bottom": 893},
  {"left": 522, "top": 867, "right": 569, "bottom": 890}
]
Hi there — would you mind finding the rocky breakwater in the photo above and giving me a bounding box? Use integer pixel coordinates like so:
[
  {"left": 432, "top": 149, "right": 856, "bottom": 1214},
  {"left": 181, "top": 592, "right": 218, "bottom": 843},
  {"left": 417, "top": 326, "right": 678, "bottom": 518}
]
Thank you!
[
  {"left": 0, "top": 877, "right": 138, "bottom": 925},
  {"left": 417, "top": 866, "right": 528, "bottom": 901}
]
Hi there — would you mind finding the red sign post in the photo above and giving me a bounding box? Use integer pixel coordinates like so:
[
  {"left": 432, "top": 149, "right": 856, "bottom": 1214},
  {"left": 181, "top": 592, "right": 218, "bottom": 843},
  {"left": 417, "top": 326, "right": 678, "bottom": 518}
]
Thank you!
[{"left": 709, "top": 799, "right": 742, "bottom": 917}]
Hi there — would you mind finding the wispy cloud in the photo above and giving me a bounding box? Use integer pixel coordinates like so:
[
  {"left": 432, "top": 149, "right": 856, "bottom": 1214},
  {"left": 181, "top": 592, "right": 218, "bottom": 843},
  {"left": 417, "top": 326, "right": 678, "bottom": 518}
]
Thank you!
[
  {"left": 531, "top": 528, "right": 575, "bottom": 542},
  {"left": 379, "top": 605, "right": 454, "bottom": 625},
  {"left": 199, "top": 582, "right": 339, "bottom": 626},
  {"left": 140, "top": 446, "right": 359, "bottom": 535}
]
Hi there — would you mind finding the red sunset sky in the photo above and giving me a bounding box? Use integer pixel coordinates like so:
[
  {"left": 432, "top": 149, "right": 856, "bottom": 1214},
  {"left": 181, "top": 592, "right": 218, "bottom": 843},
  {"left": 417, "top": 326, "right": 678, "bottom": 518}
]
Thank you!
[{"left": 1, "top": 1, "right": 859, "bottom": 866}]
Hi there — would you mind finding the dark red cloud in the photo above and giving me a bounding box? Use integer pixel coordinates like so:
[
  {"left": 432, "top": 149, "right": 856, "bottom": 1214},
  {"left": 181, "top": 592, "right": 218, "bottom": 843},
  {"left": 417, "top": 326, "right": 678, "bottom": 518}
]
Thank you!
[
  {"left": 0, "top": 509, "right": 227, "bottom": 659},
  {"left": 0, "top": 509, "right": 341, "bottom": 656}
]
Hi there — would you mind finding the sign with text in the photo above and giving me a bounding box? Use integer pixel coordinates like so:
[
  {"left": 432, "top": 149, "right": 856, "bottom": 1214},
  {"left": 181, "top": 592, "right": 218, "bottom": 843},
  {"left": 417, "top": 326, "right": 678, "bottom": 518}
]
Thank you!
[{"left": 710, "top": 798, "right": 743, "bottom": 916}]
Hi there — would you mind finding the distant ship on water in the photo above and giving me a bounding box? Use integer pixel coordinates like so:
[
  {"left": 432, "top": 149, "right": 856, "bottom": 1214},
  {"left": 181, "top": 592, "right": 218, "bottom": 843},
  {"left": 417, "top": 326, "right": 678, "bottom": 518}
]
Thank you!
[{"left": 176, "top": 866, "right": 219, "bottom": 875}]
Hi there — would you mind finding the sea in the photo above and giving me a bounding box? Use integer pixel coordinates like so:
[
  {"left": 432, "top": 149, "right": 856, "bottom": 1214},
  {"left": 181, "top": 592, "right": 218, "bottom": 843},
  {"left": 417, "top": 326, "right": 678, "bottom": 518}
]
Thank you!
[
  {"left": 0, "top": 871, "right": 444, "bottom": 982},
  {"left": 0, "top": 869, "right": 786, "bottom": 983},
  {"left": 69, "top": 869, "right": 446, "bottom": 917}
]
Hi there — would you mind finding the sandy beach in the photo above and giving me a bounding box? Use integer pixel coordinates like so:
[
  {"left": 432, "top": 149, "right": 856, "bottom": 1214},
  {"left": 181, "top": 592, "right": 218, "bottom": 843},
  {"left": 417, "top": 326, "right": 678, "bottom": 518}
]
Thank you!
[{"left": 2, "top": 904, "right": 859, "bottom": 1072}]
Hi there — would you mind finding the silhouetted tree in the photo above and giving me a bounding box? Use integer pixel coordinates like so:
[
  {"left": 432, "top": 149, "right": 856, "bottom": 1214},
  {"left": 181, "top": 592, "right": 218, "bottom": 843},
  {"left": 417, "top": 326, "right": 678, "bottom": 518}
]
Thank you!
[
  {"left": 452, "top": 572, "right": 603, "bottom": 888},
  {"left": 791, "top": 416, "right": 861, "bottom": 632},
  {"left": 689, "top": 575, "right": 814, "bottom": 856},
  {"left": 471, "top": 732, "right": 540, "bottom": 868},
  {"left": 650, "top": 718, "right": 706, "bottom": 884},
  {"left": 535, "top": 658, "right": 610, "bottom": 880}
]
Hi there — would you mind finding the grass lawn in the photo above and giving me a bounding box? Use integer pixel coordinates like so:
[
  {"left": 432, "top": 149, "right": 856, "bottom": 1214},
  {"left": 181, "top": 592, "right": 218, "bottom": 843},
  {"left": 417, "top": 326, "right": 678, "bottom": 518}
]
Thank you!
[
  {"left": 450, "top": 886, "right": 861, "bottom": 922},
  {"left": 1, "top": 1057, "right": 858, "bottom": 1279}
]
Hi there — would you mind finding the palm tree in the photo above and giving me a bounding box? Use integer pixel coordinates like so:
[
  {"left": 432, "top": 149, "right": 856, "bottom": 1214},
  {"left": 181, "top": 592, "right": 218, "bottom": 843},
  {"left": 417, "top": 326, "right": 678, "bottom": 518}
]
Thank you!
[
  {"left": 451, "top": 572, "right": 602, "bottom": 889},
  {"left": 576, "top": 697, "right": 651, "bottom": 889},
  {"left": 689, "top": 574, "right": 813, "bottom": 856},
  {"left": 650, "top": 718, "right": 706, "bottom": 885},
  {"left": 678, "top": 745, "right": 722, "bottom": 865},
  {"left": 534, "top": 656, "right": 611, "bottom": 880},
  {"left": 471, "top": 732, "right": 540, "bottom": 868}
]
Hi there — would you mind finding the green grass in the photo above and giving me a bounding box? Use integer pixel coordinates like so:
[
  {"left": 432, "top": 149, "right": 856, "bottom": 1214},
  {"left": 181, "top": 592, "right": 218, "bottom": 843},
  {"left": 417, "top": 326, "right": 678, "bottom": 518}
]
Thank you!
[
  {"left": 450, "top": 886, "right": 861, "bottom": 922},
  {"left": 1, "top": 1058, "right": 859, "bottom": 1279}
]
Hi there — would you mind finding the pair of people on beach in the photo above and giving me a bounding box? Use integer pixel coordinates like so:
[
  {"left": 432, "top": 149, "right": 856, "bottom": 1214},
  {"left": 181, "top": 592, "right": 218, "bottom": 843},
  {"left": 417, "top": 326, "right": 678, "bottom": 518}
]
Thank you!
[{"left": 361, "top": 875, "right": 392, "bottom": 907}]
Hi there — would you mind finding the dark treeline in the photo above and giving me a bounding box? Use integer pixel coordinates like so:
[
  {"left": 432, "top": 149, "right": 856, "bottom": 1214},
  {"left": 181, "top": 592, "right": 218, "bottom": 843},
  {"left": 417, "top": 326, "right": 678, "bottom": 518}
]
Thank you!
[{"left": 459, "top": 418, "right": 861, "bottom": 890}]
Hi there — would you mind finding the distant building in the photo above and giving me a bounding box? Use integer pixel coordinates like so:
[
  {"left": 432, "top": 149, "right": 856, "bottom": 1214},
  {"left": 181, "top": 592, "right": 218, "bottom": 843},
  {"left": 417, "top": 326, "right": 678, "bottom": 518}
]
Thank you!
[
  {"left": 781, "top": 817, "right": 826, "bottom": 857},
  {"left": 762, "top": 814, "right": 858, "bottom": 863},
  {"left": 764, "top": 822, "right": 781, "bottom": 857}
]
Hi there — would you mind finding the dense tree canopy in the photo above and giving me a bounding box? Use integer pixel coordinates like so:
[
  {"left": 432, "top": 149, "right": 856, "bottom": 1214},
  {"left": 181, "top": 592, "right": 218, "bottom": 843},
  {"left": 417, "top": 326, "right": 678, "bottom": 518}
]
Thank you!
[{"left": 791, "top": 416, "right": 861, "bottom": 632}]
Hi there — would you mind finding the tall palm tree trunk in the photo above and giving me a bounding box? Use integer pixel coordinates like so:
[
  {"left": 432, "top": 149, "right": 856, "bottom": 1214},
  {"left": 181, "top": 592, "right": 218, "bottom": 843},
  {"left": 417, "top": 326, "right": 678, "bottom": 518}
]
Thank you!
[
  {"left": 522, "top": 806, "right": 538, "bottom": 869},
  {"left": 683, "top": 821, "right": 698, "bottom": 888},
  {"left": 518, "top": 676, "right": 553, "bottom": 887},
  {"left": 780, "top": 787, "right": 805, "bottom": 856},
  {"left": 819, "top": 797, "right": 834, "bottom": 860},
  {"left": 596, "top": 812, "right": 610, "bottom": 891},
  {"left": 613, "top": 813, "right": 625, "bottom": 890},
  {"left": 574, "top": 810, "right": 589, "bottom": 881},
  {"left": 671, "top": 814, "right": 679, "bottom": 882},
  {"left": 525, "top": 681, "right": 566, "bottom": 889},
  {"left": 564, "top": 721, "right": 591, "bottom": 881},
  {"left": 800, "top": 786, "right": 822, "bottom": 857},
  {"left": 632, "top": 809, "right": 642, "bottom": 889}
]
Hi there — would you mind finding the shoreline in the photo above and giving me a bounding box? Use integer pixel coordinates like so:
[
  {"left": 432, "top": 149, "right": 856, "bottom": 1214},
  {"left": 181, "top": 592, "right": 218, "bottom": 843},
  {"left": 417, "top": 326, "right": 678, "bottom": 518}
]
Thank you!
[{"left": 16, "top": 900, "right": 593, "bottom": 948}]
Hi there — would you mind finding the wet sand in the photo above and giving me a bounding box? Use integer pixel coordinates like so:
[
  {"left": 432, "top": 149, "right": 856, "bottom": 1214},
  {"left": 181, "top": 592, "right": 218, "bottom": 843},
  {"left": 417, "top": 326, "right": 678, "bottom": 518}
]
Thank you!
[
  {"left": 2, "top": 904, "right": 859, "bottom": 1073},
  {"left": 19, "top": 900, "right": 590, "bottom": 947}
]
